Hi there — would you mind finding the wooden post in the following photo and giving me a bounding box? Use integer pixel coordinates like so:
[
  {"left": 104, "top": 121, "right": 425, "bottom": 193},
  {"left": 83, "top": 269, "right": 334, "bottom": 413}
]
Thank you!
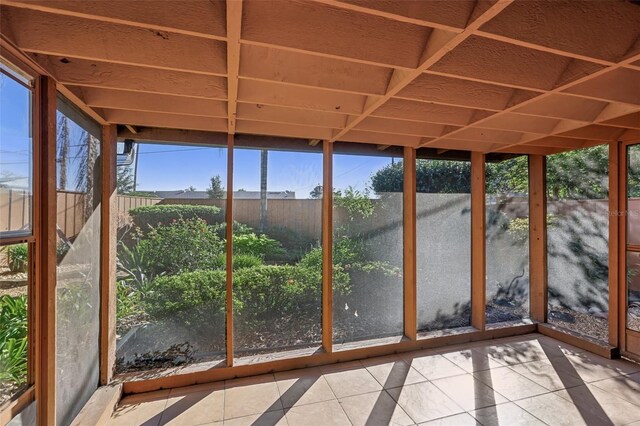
[
  {"left": 403, "top": 147, "right": 417, "bottom": 340},
  {"left": 471, "top": 151, "right": 486, "bottom": 331},
  {"left": 34, "top": 75, "right": 57, "bottom": 426},
  {"left": 609, "top": 141, "right": 620, "bottom": 348},
  {"left": 529, "top": 155, "right": 548, "bottom": 323},
  {"left": 618, "top": 143, "right": 628, "bottom": 350},
  {"left": 226, "top": 134, "right": 234, "bottom": 365},
  {"left": 100, "top": 124, "right": 117, "bottom": 385},
  {"left": 322, "top": 140, "right": 333, "bottom": 352}
]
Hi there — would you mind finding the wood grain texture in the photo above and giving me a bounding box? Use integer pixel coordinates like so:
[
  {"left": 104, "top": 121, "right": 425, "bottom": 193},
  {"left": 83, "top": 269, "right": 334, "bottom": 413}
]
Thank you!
[
  {"left": 322, "top": 140, "right": 333, "bottom": 352},
  {"left": 100, "top": 124, "right": 117, "bottom": 385},
  {"left": 403, "top": 147, "right": 417, "bottom": 340},
  {"left": 471, "top": 151, "right": 486, "bottom": 331},
  {"left": 1, "top": 6, "right": 227, "bottom": 75},
  {"left": 226, "top": 134, "right": 234, "bottom": 365},
  {"left": 2, "top": 0, "right": 226, "bottom": 40},
  {"left": 608, "top": 141, "right": 620, "bottom": 348},
  {"left": 35, "top": 75, "right": 57, "bottom": 426},
  {"left": 242, "top": 0, "right": 431, "bottom": 68},
  {"left": 528, "top": 155, "right": 547, "bottom": 323},
  {"left": 34, "top": 55, "right": 227, "bottom": 99}
]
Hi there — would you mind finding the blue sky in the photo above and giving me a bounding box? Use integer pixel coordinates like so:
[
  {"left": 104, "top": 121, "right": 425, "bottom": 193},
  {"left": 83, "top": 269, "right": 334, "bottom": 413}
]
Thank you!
[
  {"left": 0, "top": 73, "right": 32, "bottom": 191},
  {"left": 1, "top": 70, "right": 397, "bottom": 198},
  {"left": 134, "top": 143, "right": 397, "bottom": 199}
]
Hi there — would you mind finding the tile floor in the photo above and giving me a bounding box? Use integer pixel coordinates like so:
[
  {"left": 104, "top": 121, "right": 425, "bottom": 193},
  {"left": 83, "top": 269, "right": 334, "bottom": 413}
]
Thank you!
[{"left": 108, "top": 333, "right": 640, "bottom": 425}]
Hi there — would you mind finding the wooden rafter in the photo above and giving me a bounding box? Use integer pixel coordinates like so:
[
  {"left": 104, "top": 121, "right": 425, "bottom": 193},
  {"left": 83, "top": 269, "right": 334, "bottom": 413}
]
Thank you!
[
  {"left": 226, "top": 0, "right": 242, "bottom": 134},
  {"left": 330, "top": 0, "right": 514, "bottom": 144}
]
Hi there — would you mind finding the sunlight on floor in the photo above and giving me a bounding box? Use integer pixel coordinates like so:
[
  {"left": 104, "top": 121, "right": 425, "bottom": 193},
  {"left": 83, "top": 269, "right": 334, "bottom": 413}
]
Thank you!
[{"left": 108, "top": 333, "right": 640, "bottom": 425}]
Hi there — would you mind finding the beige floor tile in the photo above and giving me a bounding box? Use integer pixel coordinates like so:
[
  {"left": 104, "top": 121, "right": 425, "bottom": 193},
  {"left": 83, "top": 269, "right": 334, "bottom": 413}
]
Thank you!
[
  {"left": 285, "top": 399, "right": 351, "bottom": 426},
  {"left": 515, "top": 392, "right": 609, "bottom": 426},
  {"left": 387, "top": 381, "right": 464, "bottom": 424},
  {"left": 469, "top": 402, "right": 546, "bottom": 426},
  {"left": 554, "top": 384, "right": 640, "bottom": 425},
  {"left": 361, "top": 354, "right": 427, "bottom": 389},
  {"left": 224, "top": 374, "right": 283, "bottom": 419},
  {"left": 339, "top": 390, "right": 414, "bottom": 426},
  {"left": 403, "top": 354, "right": 466, "bottom": 381},
  {"left": 472, "top": 367, "right": 548, "bottom": 401},
  {"left": 590, "top": 373, "right": 640, "bottom": 405},
  {"left": 323, "top": 364, "right": 383, "bottom": 399},
  {"left": 471, "top": 344, "right": 534, "bottom": 366},
  {"left": 160, "top": 383, "right": 225, "bottom": 425},
  {"left": 441, "top": 349, "right": 505, "bottom": 373},
  {"left": 508, "top": 359, "right": 586, "bottom": 391},
  {"left": 553, "top": 352, "right": 640, "bottom": 383},
  {"left": 275, "top": 374, "right": 336, "bottom": 408},
  {"left": 419, "top": 412, "right": 479, "bottom": 425},
  {"left": 109, "top": 390, "right": 170, "bottom": 426},
  {"left": 223, "top": 410, "right": 288, "bottom": 426},
  {"left": 431, "top": 374, "right": 508, "bottom": 411}
]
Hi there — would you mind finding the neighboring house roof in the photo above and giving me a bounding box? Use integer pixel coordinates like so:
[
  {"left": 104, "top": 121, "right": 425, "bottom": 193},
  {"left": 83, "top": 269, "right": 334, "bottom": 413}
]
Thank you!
[
  {"left": 153, "top": 190, "right": 296, "bottom": 199},
  {"left": 233, "top": 190, "right": 296, "bottom": 200}
]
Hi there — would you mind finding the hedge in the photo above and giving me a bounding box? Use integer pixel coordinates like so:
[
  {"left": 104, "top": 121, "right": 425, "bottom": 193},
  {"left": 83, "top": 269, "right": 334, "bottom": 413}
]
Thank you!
[{"left": 129, "top": 204, "right": 223, "bottom": 230}]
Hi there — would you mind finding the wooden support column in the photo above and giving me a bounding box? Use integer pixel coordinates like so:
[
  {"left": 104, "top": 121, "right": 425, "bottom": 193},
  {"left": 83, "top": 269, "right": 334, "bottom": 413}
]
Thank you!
[
  {"left": 34, "top": 75, "right": 57, "bottom": 426},
  {"left": 226, "top": 134, "right": 234, "bottom": 365},
  {"left": 322, "top": 140, "right": 333, "bottom": 352},
  {"left": 529, "top": 155, "right": 548, "bottom": 323},
  {"left": 403, "top": 147, "right": 417, "bottom": 340},
  {"left": 471, "top": 151, "right": 486, "bottom": 331},
  {"left": 618, "top": 142, "right": 628, "bottom": 350},
  {"left": 609, "top": 141, "right": 620, "bottom": 348},
  {"left": 100, "top": 124, "right": 117, "bottom": 385}
]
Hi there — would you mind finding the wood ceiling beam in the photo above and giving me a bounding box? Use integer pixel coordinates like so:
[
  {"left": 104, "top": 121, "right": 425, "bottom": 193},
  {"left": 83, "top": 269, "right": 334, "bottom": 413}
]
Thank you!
[
  {"left": 236, "top": 103, "right": 348, "bottom": 129},
  {"left": 0, "top": 6, "right": 227, "bottom": 76},
  {"left": 338, "top": 130, "right": 422, "bottom": 147},
  {"left": 1, "top": 34, "right": 108, "bottom": 125},
  {"left": 239, "top": 44, "right": 392, "bottom": 96},
  {"left": 424, "top": 50, "right": 640, "bottom": 152},
  {"left": 329, "top": 0, "right": 515, "bottom": 143},
  {"left": 69, "top": 87, "right": 228, "bottom": 118},
  {"left": 31, "top": 54, "right": 227, "bottom": 100},
  {"left": 308, "top": 0, "right": 470, "bottom": 31},
  {"left": 241, "top": 0, "right": 432, "bottom": 69},
  {"left": 237, "top": 80, "right": 369, "bottom": 116},
  {"left": 103, "top": 109, "right": 228, "bottom": 133},
  {"left": 226, "top": 0, "right": 242, "bottom": 134},
  {"left": 236, "top": 119, "right": 335, "bottom": 140},
  {"left": 0, "top": 0, "right": 226, "bottom": 41}
]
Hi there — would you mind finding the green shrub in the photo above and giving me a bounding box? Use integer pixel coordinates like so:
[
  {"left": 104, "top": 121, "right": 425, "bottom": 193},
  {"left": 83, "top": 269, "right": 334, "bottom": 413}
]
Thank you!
[
  {"left": 116, "top": 279, "right": 144, "bottom": 321},
  {"left": 234, "top": 265, "right": 321, "bottom": 321},
  {"left": 137, "top": 218, "right": 225, "bottom": 276},
  {"left": 232, "top": 254, "right": 263, "bottom": 270},
  {"left": 144, "top": 270, "right": 227, "bottom": 324},
  {"left": 0, "top": 295, "right": 28, "bottom": 384},
  {"left": 129, "top": 204, "right": 223, "bottom": 231},
  {"left": 233, "top": 233, "right": 284, "bottom": 259},
  {"left": 6, "top": 244, "right": 28, "bottom": 273},
  {"left": 210, "top": 221, "right": 254, "bottom": 240}
]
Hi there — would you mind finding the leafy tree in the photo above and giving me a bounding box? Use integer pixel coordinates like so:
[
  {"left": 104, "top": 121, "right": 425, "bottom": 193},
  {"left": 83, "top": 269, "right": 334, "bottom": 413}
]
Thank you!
[
  {"left": 207, "top": 175, "right": 225, "bottom": 199},
  {"left": 309, "top": 184, "right": 323, "bottom": 199},
  {"left": 370, "top": 145, "right": 636, "bottom": 200},
  {"left": 117, "top": 166, "right": 134, "bottom": 194}
]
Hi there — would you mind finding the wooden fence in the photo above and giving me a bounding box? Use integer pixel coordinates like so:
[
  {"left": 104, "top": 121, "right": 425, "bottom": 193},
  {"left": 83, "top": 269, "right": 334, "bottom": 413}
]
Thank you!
[{"left": 1, "top": 188, "right": 161, "bottom": 239}]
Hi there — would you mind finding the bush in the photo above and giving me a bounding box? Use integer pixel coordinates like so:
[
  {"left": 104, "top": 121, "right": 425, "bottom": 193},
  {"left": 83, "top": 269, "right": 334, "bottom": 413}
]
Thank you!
[
  {"left": 129, "top": 204, "right": 223, "bottom": 231},
  {"left": 234, "top": 265, "right": 321, "bottom": 321},
  {"left": 137, "top": 218, "right": 225, "bottom": 276},
  {"left": 232, "top": 254, "right": 263, "bottom": 270},
  {"left": 6, "top": 244, "right": 27, "bottom": 273},
  {"left": 0, "top": 295, "right": 28, "bottom": 384},
  {"left": 233, "top": 233, "right": 284, "bottom": 259},
  {"left": 144, "top": 270, "right": 227, "bottom": 324},
  {"left": 210, "top": 221, "right": 254, "bottom": 240}
]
